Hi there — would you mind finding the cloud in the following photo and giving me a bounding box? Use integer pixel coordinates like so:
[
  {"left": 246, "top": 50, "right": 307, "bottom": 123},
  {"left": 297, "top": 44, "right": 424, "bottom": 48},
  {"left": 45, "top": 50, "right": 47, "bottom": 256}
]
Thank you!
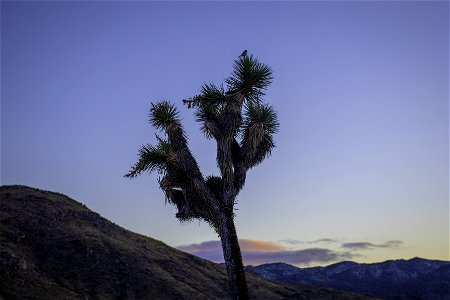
[
  {"left": 239, "top": 239, "right": 284, "bottom": 252},
  {"left": 243, "top": 248, "right": 354, "bottom": 266},
  {"left": 342, "top": 240, "right": 403, "bottom": 250},
  {"left": 279, "top": 238, "right": 339, "bottom": 245},
  {"left": 178, "top": 239, "right": 355, "bottom": 266},
  {"left": 341, "top": 242, "right": 378, "bottom": 250},
  {"left": 178, "top": 239, "right": 282, "bottom": 253},
  {"left": 308, "top": 238, "right": 339, "bottom": 244},
  {"left": 279, "top": 239, "right": 304, "bottom": 245},
  {"left": 385, "top": 240, "right": 403, "bottom": 247},
  {"left": 178, "top": 238, "right": 404, "bottom": 266}
]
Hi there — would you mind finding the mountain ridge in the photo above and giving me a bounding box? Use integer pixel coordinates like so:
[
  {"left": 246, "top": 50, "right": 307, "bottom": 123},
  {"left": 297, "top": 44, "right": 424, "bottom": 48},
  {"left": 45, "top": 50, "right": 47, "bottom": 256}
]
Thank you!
[
  {"left": 0, "top": 185, "right": 375, "bottom": 300},
  {"left": 246, "top": 257, "right": 450, "bottom": 300}
]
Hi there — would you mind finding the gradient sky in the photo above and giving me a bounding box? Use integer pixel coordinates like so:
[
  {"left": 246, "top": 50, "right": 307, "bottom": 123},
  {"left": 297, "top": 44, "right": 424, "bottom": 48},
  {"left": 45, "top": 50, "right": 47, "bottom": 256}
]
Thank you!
[{"left": 1, "top": 1, "right": 448, "bottom": 267}]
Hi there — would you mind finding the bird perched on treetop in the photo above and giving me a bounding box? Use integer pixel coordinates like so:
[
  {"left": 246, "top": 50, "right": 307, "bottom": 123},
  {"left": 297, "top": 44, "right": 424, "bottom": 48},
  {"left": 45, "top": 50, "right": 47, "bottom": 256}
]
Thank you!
[{"left": 239, "top": 50, "right": 247, "bottom": 58}]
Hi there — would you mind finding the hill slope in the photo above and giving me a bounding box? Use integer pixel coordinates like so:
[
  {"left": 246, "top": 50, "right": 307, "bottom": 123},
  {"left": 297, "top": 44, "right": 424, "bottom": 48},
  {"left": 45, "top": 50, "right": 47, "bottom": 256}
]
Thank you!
[
  {"left": 0, "top": 185, "right": 375, "bottom": 300},
  {"left": 246, "top": 258, "right": 450, "bottom": 300}
]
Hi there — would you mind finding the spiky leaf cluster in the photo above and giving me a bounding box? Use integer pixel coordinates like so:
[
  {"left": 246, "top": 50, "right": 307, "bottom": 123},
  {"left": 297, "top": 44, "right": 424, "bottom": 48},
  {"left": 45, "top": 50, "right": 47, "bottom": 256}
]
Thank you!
[
  {"left": 125, "top": 137, "right": 175, "bottom": 178},
  {"left": 150, "top": 101, "right": 181, "bottom": 133},
  {"left": 195, "top": 104, "right": 225, "bottom": 139},
  {"left": 225, "top": 55, "right": 273, "bottom": 103},
  {"left": 241, "top": 102, "right": 279, "bottom": 168},
  {"left": 201, "top": 83, "right": 227, "bottom": 105},
  {"left": 193, "top": 84, "right": 229, "bottom": 139}
]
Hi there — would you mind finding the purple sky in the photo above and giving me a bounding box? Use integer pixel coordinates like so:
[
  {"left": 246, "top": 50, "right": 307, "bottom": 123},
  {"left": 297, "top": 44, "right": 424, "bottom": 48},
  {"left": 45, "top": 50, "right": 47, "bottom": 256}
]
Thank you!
[{"left": 1, "top": 1, "right": 448, "bottom": 266}]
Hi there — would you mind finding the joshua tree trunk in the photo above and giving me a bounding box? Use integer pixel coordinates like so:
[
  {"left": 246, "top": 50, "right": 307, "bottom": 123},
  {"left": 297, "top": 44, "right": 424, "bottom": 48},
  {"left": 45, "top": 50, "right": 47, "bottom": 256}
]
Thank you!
[{"left": 218, "top": 210, "right": 249, "bottom": 300}]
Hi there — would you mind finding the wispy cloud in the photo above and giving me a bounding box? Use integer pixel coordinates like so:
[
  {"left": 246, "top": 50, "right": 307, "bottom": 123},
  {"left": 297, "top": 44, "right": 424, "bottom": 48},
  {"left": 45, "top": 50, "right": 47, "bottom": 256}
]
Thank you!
[
  {"left": 243, "top": 248, "right": 354, "bottom": 266},
  {"left": 279, "top": 239, "right": 304, "bottom": 245},
  {"left": 342, "top": 242, "right": 378, "bottom": 250},
  {"left": 178, "top": 239, "right": 355, "bottom": 266},
  {"left": 342, "top": 240, "right": 403, "bottom": 250},
  {"left": 308, "top": 238, "right": 339, "bottom": 244},
  {"left": 279, "top": 238, "right": 339, "bottom": 245},
  {"left": 178, "top": 239, "right": 285, "bottom": 263},
  {"left": 385, "top": 240, "right": 403, "bottom": 247},
  {"left": 239, "top": 239, "right": 284, "bottom": 252}
]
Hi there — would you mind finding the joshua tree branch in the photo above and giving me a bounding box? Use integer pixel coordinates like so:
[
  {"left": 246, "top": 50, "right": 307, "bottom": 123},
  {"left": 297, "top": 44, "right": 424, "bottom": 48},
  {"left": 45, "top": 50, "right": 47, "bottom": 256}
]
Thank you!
[{"left": 231, "top": 139, "right": 247, "bottom": 192}]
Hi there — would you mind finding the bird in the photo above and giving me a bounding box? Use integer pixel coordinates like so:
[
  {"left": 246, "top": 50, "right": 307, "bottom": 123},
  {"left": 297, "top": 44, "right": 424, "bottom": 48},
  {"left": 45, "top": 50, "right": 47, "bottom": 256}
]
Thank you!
[{"left": 239, "top": 50, "right": 247, "bottom": 58}]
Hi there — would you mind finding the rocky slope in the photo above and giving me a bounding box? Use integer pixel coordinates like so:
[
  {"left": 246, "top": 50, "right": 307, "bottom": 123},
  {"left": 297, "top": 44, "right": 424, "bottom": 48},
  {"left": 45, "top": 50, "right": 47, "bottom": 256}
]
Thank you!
[{"left": 0, "top": 185, "right": 375, "bottom": 300}]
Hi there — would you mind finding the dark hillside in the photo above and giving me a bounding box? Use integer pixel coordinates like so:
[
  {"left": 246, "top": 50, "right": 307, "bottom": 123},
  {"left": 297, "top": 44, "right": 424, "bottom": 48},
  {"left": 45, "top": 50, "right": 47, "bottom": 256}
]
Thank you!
[{"left": 0, "top": 185, "right": 376, "bottom": 299}]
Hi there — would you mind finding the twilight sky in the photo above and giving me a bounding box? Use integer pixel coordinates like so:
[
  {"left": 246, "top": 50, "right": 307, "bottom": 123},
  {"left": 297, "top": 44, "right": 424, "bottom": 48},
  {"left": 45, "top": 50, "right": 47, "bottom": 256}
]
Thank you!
[{"left": 1, "top": 1, "right": 448, "bottom": 267}]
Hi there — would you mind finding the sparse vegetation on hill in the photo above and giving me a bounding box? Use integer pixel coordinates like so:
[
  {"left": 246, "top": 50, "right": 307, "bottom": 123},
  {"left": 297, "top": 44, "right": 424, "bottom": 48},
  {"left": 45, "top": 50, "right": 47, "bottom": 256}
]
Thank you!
[{"left": 0, "top": 185, "right": 376, "bottom": 300}]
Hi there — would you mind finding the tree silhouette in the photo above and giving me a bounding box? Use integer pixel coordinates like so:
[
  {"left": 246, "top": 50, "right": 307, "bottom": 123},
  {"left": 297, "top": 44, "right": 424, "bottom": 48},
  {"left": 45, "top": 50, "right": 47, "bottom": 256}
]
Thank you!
[{"left": 126, "top": 53, "right": 279, "bottom": 299}]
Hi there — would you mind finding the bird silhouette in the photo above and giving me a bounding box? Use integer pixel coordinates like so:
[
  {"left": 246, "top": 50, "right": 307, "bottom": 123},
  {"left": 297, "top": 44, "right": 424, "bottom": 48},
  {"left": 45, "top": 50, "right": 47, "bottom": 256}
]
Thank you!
[{"left": 239, "top": 50, "right": 247, "bottom": 58}]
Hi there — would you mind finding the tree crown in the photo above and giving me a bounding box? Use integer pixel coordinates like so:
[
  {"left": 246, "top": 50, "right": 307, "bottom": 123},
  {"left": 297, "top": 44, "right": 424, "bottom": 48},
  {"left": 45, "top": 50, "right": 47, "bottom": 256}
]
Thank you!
[{"left": 126, "top": 54, "right": 279, "bottom": 225}]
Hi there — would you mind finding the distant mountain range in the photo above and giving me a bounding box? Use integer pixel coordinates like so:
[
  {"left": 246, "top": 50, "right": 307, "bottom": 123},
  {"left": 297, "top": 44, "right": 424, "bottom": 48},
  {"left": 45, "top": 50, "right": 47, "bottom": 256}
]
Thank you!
[
  {"left": 0, "top": 185, "right": 374, "bottom": 300},
  {"left": 246, "top": 258, "right": 450, "bottom": 300}
]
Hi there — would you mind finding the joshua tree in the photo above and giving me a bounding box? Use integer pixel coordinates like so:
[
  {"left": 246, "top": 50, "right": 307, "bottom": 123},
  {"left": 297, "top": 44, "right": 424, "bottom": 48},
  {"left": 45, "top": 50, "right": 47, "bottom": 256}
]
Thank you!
[{"left": 125, "top": 53, "right": 279, "bottom": 299}]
